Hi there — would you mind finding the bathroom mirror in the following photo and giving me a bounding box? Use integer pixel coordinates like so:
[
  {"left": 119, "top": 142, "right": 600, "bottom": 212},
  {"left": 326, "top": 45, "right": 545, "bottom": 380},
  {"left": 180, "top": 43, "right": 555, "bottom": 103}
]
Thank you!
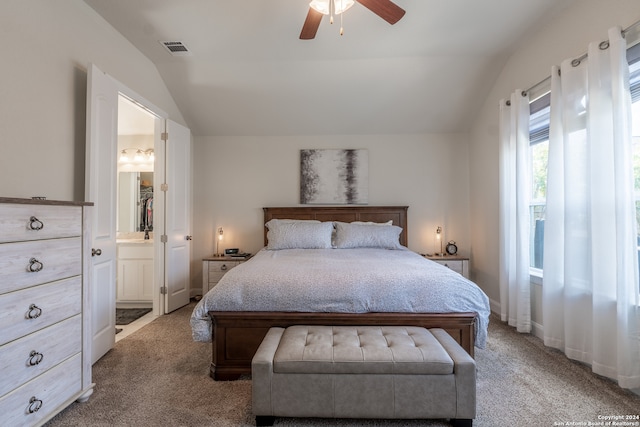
[{"left": 118, "top": 171, "right": 154, "bottom": 233}]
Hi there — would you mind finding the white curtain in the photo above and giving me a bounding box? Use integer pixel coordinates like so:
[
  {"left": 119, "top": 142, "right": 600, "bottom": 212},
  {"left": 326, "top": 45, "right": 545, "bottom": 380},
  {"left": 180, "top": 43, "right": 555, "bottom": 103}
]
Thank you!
[
  {"left": 499, "top": 90, "right": 532, "bottom": 333},
  {"left": 543, "top": 27, "right": 640, "bottom": 389}
]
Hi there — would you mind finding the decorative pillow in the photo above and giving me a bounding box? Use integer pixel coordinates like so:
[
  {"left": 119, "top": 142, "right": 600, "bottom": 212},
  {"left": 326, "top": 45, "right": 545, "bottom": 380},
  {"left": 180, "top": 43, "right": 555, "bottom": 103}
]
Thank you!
[
  {"left": 265, "top": 220, "right": 333, "bottom": 250},
  {"left": 334, "top": 222, "right": 403, "bottom": 249}
]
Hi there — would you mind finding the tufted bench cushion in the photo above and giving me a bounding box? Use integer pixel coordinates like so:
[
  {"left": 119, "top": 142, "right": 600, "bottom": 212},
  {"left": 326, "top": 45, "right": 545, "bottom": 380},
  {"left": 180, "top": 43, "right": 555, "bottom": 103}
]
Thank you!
[
  {"left": 274, "top": 326, "right": 454, "bottom": 375},
  {"left": 252, "top": 325, "right": 476, "bottom": 427}
]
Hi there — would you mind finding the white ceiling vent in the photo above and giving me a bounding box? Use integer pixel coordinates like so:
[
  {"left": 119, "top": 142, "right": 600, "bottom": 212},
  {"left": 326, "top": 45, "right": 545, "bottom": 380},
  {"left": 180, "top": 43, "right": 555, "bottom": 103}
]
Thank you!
[{"left": 159, "top": 41, "right": 192, "bottom": 56}]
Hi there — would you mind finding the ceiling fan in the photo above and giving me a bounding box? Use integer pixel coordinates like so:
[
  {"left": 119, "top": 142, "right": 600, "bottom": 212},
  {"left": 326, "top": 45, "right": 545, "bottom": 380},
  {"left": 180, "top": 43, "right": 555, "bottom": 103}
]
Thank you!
[{"left": 300, "top": 0, "right": 406, "bottom": 40}]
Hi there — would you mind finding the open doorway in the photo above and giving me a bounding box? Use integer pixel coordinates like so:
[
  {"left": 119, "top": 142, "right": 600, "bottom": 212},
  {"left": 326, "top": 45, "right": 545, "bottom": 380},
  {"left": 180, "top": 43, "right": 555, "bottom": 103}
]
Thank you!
[
  {"left": 87, "top": 63, "right": 192, "bottom": 361},
  {"left": 115, "top": 94, "right": 157, "bottom": 340}
]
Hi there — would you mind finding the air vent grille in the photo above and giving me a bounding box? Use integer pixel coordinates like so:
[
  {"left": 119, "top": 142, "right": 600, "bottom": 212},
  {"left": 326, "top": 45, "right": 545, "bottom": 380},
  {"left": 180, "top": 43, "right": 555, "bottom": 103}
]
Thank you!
[{"left": 159, "top": 41, "right": 191, "bottom": 56}]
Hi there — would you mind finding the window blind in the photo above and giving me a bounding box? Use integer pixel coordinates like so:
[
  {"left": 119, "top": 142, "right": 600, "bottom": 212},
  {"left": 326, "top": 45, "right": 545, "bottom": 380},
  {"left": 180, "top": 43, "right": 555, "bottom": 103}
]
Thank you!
[{"left": 528, "top": 40, "right": 640, "bottom": 144}]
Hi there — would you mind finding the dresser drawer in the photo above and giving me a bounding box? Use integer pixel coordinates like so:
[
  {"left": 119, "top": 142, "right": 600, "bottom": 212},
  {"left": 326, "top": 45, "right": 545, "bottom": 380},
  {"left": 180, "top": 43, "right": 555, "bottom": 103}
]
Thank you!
[
  {"left": 0, "top": 237, "right": 82, "bottom": 294},
  {"left": 0, "top": 277, "right": 82, "bottom": 346},
  {"left": 0, "top": 315, "right": 81, "bottom": 398},
  {"left": 0, "top": 204, "right": 81, "bottom": 243},
  {"left": 0, "top": 353, "right": 82, "bottom": 427},
  {"left": 208, "top": 261, "right": 240, "bottom": 274}
]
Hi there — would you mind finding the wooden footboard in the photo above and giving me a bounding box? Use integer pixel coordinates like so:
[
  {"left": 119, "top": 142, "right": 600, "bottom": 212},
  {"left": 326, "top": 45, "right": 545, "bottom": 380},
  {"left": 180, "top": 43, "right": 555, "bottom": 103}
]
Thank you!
[{"left": 209, "top": 311, "right": 477, "bottom": 380}]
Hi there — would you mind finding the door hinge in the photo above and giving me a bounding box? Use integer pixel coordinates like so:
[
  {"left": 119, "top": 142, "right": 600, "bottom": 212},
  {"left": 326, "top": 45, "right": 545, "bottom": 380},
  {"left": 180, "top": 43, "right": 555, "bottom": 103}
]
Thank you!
[
  {"left": 161, "top": 132, "right": 168, "bottom": 141},
  {"left": 160, "top": 183, "right": 169, "bottom": 192},
  {"left": 160, "top": 286, "right": 167, "bottom": 295},
  {"left": 160, "top": 235, "right": 168, "bottom": 243}
]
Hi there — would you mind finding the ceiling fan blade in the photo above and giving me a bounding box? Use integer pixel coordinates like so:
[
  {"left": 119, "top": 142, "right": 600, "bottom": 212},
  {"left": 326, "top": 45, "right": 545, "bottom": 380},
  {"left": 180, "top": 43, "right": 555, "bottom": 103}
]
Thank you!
[
  {"left": 356, "top": 0, "right": 405, "bottom": 24},
  {"left": 300, "top": 7, "right": 323, "bottom": 40}
]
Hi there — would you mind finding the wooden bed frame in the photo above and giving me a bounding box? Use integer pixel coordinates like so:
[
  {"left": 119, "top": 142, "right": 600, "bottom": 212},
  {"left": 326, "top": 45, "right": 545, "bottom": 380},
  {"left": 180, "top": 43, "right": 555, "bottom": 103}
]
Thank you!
[{"left": 208, "top": 206, "right": 478, "bottom": 380}]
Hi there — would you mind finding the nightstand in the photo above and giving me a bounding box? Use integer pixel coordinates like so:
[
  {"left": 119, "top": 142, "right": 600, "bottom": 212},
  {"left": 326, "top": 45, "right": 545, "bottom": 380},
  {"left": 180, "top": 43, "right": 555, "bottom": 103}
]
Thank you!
[
  {"left": 424, "top": 255, "right": 469, "bottom": 279},
  {"left": 202, "top": 256, "right": 251, "bottom": 295}
]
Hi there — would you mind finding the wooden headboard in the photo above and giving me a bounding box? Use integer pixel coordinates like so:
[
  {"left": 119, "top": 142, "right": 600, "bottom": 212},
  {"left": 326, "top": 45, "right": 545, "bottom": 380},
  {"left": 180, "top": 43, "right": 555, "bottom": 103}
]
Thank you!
[{"left": 263, "top": 206, "right": 409, "bottom": 247}]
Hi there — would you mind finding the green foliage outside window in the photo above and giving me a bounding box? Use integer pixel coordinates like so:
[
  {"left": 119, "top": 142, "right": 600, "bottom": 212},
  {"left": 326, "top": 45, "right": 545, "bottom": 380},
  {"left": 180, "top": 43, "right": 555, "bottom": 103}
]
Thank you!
[{"left": 531, "top": 142, "right": 548, "bottom": 202}]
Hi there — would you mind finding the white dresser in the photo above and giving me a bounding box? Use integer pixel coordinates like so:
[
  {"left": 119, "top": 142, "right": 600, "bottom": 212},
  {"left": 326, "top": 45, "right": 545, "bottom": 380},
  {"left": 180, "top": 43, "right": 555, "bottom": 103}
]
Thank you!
[{"left": 0, "top": 197, "right": 94, "bottom": 426}]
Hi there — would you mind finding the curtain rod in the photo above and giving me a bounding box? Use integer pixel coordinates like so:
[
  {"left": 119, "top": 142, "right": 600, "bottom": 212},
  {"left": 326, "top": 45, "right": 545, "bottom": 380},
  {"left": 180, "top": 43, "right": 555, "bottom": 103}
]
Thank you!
[{"left": 521, "top": 17, "right": 640, "bottom": 98}]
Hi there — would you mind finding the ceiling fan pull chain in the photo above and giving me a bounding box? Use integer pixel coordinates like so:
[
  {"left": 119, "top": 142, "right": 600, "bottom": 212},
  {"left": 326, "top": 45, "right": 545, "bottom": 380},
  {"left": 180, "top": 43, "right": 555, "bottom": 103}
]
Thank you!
[
  {"left": 330, "top": 0, "right": 334, "bottom": 24},
  {"left": 340, "top": 0, "right": 344, "bottom": 35}
]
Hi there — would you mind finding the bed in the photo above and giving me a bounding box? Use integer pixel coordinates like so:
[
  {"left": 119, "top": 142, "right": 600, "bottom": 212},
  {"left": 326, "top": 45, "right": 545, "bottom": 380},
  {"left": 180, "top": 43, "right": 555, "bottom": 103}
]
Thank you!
[{"left": 191, "top": 206, "right": 490, "bottom": 380}]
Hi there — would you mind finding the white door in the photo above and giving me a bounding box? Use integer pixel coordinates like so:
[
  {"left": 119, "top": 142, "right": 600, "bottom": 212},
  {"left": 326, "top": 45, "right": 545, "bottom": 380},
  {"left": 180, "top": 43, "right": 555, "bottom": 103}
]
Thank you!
[
  {"left": 85, "top": 63, "right": 117, "bottom": 363},
  {"left": 164, "top": 120, "right": 191, "bottom": 313}
]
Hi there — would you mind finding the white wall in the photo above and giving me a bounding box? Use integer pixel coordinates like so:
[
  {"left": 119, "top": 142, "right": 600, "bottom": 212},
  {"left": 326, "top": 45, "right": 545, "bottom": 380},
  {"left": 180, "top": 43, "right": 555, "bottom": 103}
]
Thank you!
[
  {"left": 192, "top": 133, "right": 470, "bottom": 291},
  {"left": 11, "top": 0, "right": 638, "bottom": 317},
  {"left": 469, "top": 0, "right": 640, "bottom": 316},
  {"left": 0, "top": 0, "right": 185, "bottom": 201},
  {"left": 0, "top": 0, "right": 470, "bottom": 302}
]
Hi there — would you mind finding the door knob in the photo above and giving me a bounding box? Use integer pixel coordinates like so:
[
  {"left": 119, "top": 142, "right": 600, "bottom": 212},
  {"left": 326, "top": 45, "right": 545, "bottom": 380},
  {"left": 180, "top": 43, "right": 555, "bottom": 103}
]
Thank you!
[
  {"left": 91, "top": 248, "right": 102, "bottom": 257},
  {"left": 185, "top": 235, "right": 193, "bottom": 241}
]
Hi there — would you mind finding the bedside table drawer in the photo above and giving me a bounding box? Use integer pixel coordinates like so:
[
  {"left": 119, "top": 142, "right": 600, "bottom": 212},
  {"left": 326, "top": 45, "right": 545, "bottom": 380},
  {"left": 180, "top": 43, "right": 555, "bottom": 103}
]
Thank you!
[
  {"left": 433, "top": 259, "right": 464, "bottom": 275},
  {"left": 208, "top": 261, "right": 241, "bottom": 273},
  {"left": 203, "top": 258, "right": 249, "bottom": 296},
  {"left": 207, "top": 272, "right": 226, "bottom": 284},
  {"left": 424, "top": 256, "right": 469, "bottom": 279}
]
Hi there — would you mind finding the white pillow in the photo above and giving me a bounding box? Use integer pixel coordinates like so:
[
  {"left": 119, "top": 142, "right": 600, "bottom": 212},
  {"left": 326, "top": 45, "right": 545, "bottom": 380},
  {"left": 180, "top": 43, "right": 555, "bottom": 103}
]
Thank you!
[
  {"left": 265, "top": 219, "right": 320, "bottom": 226},
  {"left": 351, "top": 220, "right": 393, "bottom": 226},
  {"left": 332, "top": 221, "right": 391, "bottom": 247},
  {"left": 266, "top": 220, "right": 333, "bottom": 250},
  {"left": 334, "top": 222, "right": 403, "bottom": 249}
]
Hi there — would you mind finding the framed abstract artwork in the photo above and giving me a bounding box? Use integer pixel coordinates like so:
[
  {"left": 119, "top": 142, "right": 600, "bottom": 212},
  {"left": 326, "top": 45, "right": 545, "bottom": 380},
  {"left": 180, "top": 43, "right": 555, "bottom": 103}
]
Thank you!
[{"left": 300, "top": 149, "right": 368, "bottom": 204}]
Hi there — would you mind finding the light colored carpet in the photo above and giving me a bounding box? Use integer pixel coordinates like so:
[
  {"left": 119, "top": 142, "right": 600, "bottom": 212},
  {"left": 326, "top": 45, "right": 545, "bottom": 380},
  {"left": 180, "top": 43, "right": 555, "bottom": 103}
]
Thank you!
[{"left": 46, "top": 302, "right": 640, "bottom": 427}]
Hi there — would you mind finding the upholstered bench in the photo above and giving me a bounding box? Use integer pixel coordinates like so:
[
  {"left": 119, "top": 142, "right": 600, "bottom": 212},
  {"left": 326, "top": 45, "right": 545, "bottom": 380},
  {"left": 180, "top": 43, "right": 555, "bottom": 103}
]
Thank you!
[{"left": 252, "top": 325, "right": 476, "bottom": 426}]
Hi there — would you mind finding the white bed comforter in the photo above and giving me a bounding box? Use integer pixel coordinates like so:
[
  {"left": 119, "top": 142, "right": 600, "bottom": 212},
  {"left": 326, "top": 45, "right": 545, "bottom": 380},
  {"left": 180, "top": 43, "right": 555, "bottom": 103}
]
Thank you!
[{"left": 190, "top": 248, "right": 491, "bottom": 348}]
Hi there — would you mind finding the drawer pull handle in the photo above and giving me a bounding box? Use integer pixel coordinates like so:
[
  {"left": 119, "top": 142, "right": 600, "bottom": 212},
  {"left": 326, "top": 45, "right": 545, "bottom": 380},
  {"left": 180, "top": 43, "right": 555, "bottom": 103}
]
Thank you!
[
  {"left": 28, "top": 396, "right": 43, "bottom": 414},
  {"left": 28, "top": 216, "right": 44, "bottom": 231},
  {"left": 27, "top": 304, "right": 42, "bottom": 319},
  {"left": 28, "top": 350, "right": 44, "bottom": 366},
  {"left": 221, "top": 264, "right": 228, "bottom": 271},
  {"left": 28, "top": 258, "right": 44, "bottom": 272}
]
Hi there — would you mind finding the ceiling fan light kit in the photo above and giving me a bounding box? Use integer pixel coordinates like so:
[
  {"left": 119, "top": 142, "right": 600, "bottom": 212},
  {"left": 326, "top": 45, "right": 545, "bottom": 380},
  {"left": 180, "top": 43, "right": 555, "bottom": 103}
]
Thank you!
[
  {"left": 300, "top": 0, "right": 406, "bottom": 40},
  {"left": 309, "top": 0, "right": 355, "bottom": 16}
]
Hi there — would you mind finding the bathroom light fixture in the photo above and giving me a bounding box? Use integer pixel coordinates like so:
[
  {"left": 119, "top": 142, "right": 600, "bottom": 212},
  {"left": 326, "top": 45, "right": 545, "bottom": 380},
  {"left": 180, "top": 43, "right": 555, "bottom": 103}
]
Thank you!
[
  {"left": 134, "top": 149, "right": 144, "bottom": 162},
  {"left": 119, "top": 149, "right": 130, "bottom": 163},
  {"left": 118, "top": 148, "right": 155, "bottom": 164}
]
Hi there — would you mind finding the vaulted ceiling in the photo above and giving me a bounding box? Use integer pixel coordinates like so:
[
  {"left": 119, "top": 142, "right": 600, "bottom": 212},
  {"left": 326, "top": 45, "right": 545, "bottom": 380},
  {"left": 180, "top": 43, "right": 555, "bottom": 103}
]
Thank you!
[{"left": 83, "top": 0, "right": 572, "bottom": 137}]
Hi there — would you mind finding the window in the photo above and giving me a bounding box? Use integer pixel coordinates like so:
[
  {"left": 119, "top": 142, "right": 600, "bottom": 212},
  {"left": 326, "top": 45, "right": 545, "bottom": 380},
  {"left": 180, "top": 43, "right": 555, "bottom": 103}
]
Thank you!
[
  {"left": 528, "top": 42, "right": 640, "bottom": 275},
  {"left": 630, "top": 52, "right": 640, "bottom": 272},
  {"left": 528, "top": 93, "right": 550, "bottom": 270}
]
